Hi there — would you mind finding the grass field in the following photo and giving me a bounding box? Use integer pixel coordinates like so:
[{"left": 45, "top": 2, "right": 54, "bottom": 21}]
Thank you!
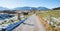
[
  {"left": 37, "top": 10, "right": 60, "bottom": 31},
  {"left": 37, "top": 10, "right": 60, "bottom": 18}
]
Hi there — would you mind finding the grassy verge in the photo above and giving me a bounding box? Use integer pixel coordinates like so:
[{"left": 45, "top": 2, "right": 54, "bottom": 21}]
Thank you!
[{"left": 36, "top": 10, "right": 60, "bottom": 31}]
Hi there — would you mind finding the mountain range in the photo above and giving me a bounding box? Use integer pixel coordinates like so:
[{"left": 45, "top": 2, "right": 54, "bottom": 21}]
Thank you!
[
  {"left": 14, "top": 7, "right": 49, "bottom": 10},
  {"left": 0, "top": 7, "right": 9, "bottom": 10},
  {"left": 53, "top": 7, "right": 60, "bottom": 10},
  {"left": 0, "top": 7, "right": 49, "bottom": 10}
]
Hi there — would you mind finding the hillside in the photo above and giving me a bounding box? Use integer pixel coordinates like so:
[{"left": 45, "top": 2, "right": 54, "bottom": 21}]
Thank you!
[{"left": 53, "top": 7, "right": 60, "bottom": 10}]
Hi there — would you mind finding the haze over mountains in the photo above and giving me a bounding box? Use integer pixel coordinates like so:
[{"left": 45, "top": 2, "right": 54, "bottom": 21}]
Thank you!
[
  {"left": 0, "top": 7, "right": 50, "bottom": 10},
  {"left": 0, "top": 7, "right": 9, "bottom": 10}
]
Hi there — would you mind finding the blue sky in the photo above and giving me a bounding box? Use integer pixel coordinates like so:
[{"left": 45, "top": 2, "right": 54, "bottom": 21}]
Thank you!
[{"left": 0, "top": 0, "right": 60, "bottom": 9}]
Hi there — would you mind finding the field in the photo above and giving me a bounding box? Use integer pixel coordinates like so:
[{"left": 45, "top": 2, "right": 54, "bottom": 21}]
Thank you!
[
  {"left": 37, "top": 10, "right": 60, "bottom": 18},
  {"left": 37, "top": 10, "right": 60, "bottom": 31}
]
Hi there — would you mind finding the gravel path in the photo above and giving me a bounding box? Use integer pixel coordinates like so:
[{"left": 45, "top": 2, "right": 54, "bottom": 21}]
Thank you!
[{"left": 12, "top": 14, "right": 46, "bottom": 31}]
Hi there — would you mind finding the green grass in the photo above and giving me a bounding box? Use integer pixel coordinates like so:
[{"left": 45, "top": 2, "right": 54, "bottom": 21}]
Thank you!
[
  {"left": 49, "top": 25, "right": 55, "bottom": 31},
  {"left": 37, "top": 10, "right": 60, "bottom": 31},
  {"left": 37, "top": 10, "right": 60, "bottom": 18}
]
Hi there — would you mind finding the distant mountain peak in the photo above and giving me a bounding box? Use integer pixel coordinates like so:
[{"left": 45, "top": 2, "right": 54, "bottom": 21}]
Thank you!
[
  {"left": 0, "top": 7, "right": 50, "bottom": 10},
  {"left": 14, "top": 7, "right": 49, "bottom": 10}
]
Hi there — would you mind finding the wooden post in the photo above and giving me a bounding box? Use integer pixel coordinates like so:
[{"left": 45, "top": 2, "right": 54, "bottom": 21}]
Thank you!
[{"left": 18, "top": 13, "right": 21, "bottom": 20}]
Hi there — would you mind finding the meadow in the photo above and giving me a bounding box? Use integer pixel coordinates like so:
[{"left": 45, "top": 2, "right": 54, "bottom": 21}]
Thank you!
[{"left": 37, "top": 10, "right": 60, "bottom": 31}]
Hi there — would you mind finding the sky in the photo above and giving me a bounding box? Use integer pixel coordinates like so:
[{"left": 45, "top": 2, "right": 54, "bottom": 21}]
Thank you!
[{"left": 0, "top": 0, "right": 60, "bottom": 9}]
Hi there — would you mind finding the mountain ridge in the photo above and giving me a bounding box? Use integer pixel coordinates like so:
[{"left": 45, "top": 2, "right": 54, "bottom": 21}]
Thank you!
[
  {"left": 14, "top": 7, "right": 49, "bottom": 10},
  {"left": 53, "top": 7, "right": 60, "bottom": 10},
  {"left": 0, "top": 7, "right": 49, "bottom": 10}
]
